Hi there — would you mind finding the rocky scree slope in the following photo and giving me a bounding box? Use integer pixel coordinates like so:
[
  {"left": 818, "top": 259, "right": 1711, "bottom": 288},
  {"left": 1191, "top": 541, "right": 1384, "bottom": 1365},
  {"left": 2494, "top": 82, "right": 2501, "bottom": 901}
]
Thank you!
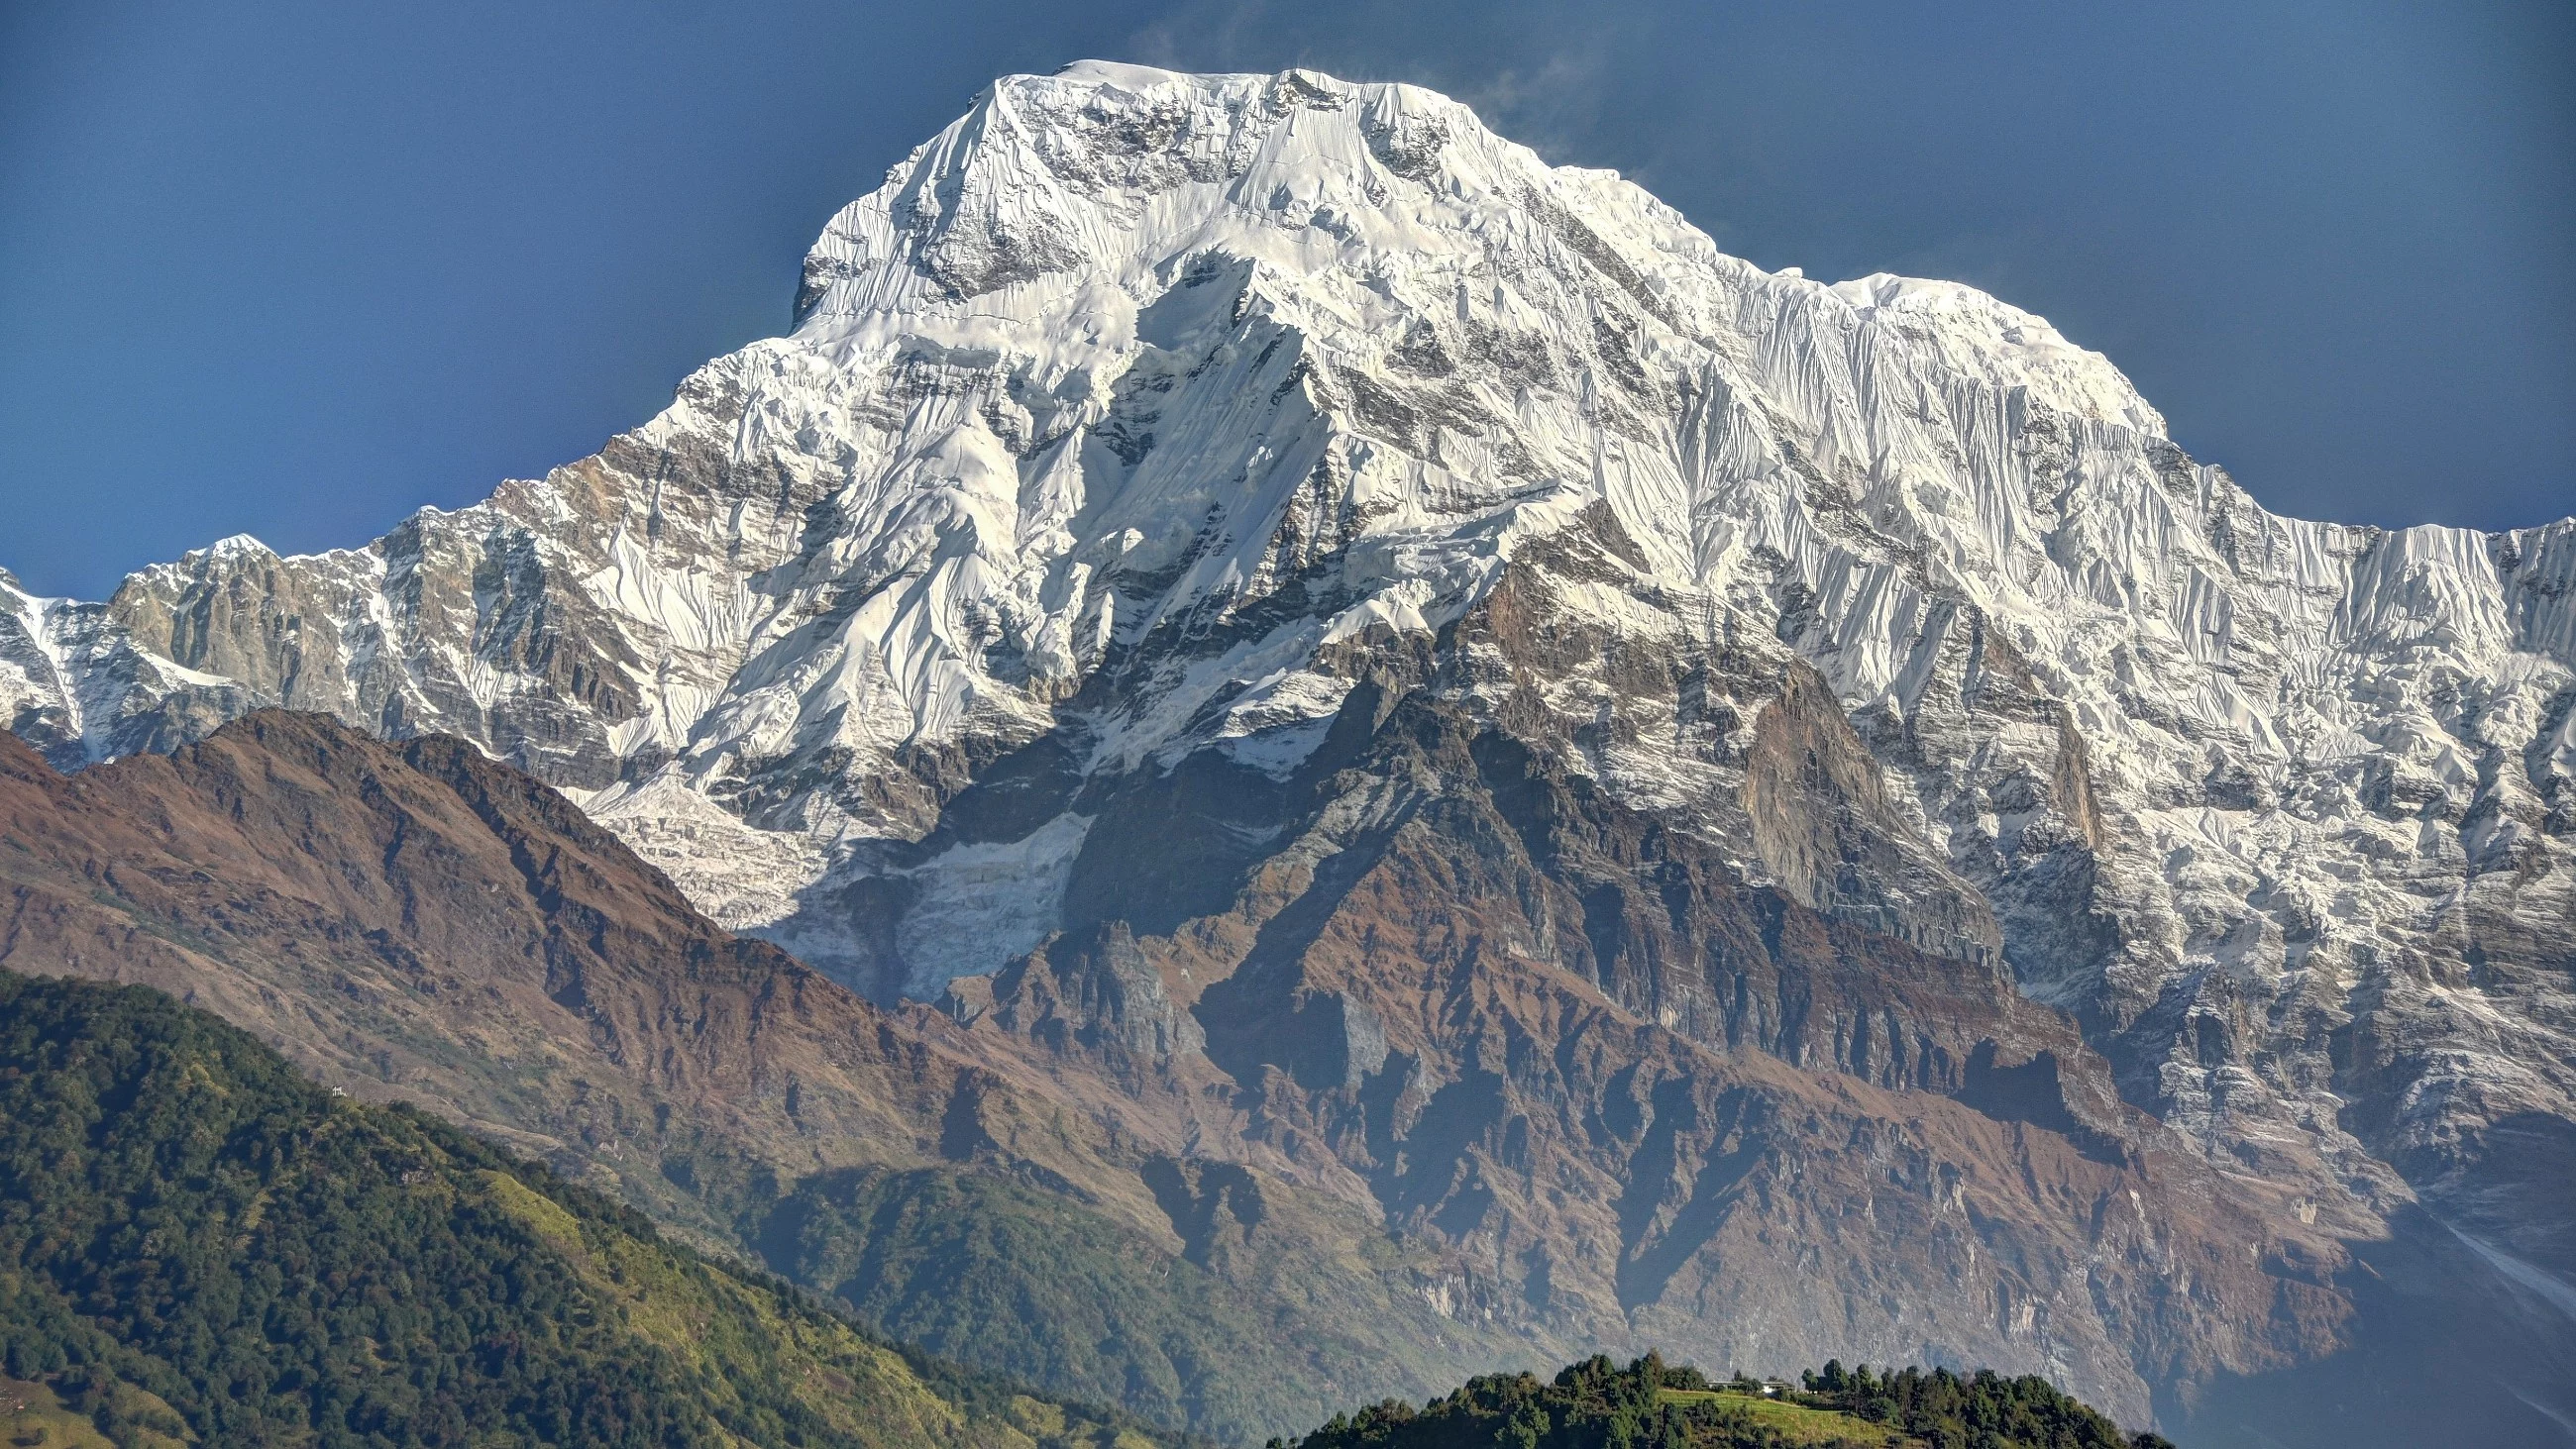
[{"left": 4, "top": 60, "right": 2574, "bottom": 1438}]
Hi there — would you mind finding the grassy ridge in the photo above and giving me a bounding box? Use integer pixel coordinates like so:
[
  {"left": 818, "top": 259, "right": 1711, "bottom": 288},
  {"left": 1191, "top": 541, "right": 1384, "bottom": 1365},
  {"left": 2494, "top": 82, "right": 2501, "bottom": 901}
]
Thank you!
[
  {"left": 1653, "top": 1392, "right": 1885, "bottom": 1447},
  {"left": 0, "top": 969, "right": 1170, "bottom": 1449}
]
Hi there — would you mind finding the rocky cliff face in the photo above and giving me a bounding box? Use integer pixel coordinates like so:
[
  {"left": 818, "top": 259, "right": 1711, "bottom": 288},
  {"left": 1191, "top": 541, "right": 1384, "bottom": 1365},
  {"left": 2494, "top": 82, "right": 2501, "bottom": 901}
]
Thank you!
[{"left": 5, "top": 61, "right": 2573, "bottom": 1441}]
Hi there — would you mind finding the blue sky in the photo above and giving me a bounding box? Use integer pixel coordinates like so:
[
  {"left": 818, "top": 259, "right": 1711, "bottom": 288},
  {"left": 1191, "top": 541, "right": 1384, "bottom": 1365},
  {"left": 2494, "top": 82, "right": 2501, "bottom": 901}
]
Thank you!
[{"left": 2, "top": 0, "right": 2568, "bottom": 599}]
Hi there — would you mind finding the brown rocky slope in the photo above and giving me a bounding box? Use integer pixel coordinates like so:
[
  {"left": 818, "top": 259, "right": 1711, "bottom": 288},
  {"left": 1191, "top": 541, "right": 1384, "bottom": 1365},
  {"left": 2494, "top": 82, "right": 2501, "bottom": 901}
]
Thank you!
[
  {"left": 0, "top": 709, "right": 1541, "bottom": 1440},
  {"left": 0, "top": 706, "right": 2361, "bottom": 1440}
]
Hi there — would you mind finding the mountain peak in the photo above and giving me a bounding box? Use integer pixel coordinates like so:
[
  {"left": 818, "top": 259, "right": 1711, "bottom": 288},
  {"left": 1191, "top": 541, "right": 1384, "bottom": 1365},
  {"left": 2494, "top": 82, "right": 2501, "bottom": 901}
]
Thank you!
[
  {"left": 5, "top": 66, "right": 2576, "bottom": 1440},
  {"left": 794, "top": 61, "right": 1586, "bottom": 330},
  {"left": 1045, "top": 58, "right": 1232, "bottom": 88},
  {"left": 196, "top": 531, "right": 277, "bottom": 561}
]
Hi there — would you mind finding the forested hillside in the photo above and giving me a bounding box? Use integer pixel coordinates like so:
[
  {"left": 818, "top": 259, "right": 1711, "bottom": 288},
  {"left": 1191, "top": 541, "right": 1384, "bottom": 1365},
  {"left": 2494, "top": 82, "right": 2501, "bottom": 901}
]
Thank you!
[
  {"left": 0, "top": 969, "right": 1167, "bottom": 1449},
  {"left": 1281, "top": 1354, "right": 2173, "bottom": 1449}
]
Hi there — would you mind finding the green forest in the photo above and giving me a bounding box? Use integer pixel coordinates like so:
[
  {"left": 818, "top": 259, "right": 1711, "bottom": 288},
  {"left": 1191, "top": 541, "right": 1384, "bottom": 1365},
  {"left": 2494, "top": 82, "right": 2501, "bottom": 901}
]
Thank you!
[
  {"left": 0, "top": 969, "right": 1164, "bottom": 1449},
  {"left": 1279, "top": 1353, "right": 2174, "bottom": 1449}
]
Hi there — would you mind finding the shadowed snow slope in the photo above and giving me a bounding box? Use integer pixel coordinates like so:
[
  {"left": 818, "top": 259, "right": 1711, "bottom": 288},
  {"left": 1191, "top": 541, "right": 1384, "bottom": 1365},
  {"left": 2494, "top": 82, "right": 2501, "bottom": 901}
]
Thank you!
[{"left": 6, "top": 62, "right": 2575, "bottom": 1443}]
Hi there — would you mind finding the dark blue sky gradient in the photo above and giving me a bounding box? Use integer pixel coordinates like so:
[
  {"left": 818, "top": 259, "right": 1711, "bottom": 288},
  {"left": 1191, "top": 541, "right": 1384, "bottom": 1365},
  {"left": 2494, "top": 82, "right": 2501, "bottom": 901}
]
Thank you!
[{"left": 2, "top": 0, "right": 2568, "bottom": 599}]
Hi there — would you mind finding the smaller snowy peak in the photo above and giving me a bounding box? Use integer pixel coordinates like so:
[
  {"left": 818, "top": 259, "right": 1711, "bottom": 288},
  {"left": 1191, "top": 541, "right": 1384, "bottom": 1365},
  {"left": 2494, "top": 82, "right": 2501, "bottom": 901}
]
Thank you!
[
  {"left": 117, "top": 534, "right": 283, "bottom": 606},
  {"left": 194, "top": 533, "right": 277, "bottom": 562},
  {"left": 1828, "top": 272, "right": 2164, "bottom": 435}
]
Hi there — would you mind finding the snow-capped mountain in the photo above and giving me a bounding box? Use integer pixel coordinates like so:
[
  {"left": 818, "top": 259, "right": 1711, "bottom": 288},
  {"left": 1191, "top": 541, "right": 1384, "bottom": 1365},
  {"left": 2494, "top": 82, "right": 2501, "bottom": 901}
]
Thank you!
[{"left": 8, "top": 61, "right": 2573, "bottom": 1434}]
